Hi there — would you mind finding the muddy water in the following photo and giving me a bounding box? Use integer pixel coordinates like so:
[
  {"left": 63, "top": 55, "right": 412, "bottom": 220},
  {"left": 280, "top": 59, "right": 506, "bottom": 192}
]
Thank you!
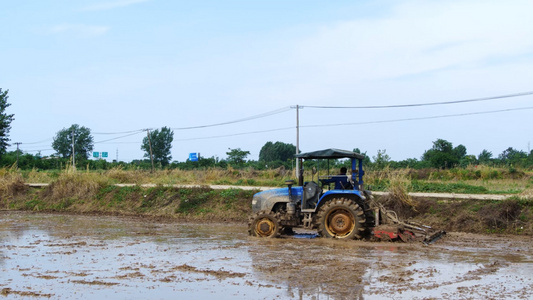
[{"left": 1, "top": 212, "right": 532, "bottom": 299}]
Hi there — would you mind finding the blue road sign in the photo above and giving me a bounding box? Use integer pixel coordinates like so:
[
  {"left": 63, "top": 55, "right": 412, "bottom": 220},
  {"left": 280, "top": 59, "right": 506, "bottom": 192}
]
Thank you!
[{"left": 189, "top": 153, "right": 198, "bottom": 162}]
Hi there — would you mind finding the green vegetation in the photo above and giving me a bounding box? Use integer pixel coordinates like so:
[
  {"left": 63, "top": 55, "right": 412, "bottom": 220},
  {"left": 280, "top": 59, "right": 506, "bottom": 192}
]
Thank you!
[
  {"left": 407, "top": 198, "right": 533, "bottom": 235},
  {"left": 0, "top": 88, "right": 14, "bottom": 160},
  {"left": 4, "top": 137, "right": 533, "bottom": 174},
  {"left": 259, "top": 141, "right": 296, "bottom": 168},
  {"left": 141, "top": 127, "right": 174, "bottom": 167},
  {"left": 226, "top": 148, "right": 250, "bottom": 169},
  {"left": 0, "top": 166, "right": 531, "bottom": 234},
  {"left": 52, "top": 124, "right": 94, "bottom": 161},
  {"left": 0, "top": 168, "right": 258, "bottom": 221}
]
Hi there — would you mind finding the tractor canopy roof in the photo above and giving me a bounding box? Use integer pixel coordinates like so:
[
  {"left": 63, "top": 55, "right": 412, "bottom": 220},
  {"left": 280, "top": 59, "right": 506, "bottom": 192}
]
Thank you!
[{"left": 295, "top": 148, "right": 365, "bottom": 160}]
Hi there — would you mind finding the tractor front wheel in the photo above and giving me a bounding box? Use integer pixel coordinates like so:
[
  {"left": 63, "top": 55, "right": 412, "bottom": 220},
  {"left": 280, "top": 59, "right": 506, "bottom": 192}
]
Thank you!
[
  {"left": 248, "top": 211, "right": 281, "bottom": 238},
  {"left": 316, "top": 198, "right": 366, "bottom": 239}
]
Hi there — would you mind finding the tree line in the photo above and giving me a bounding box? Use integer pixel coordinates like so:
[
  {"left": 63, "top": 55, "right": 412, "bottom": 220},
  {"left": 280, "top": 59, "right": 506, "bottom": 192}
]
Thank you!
[{"left": 1, "top": 88, "right": 532, "bottom": 171}]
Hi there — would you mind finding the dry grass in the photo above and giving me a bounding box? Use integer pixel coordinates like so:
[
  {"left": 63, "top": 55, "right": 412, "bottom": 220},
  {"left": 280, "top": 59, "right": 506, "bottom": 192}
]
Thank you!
[
  {"left": 43, "top": 170, "right": 109, "bottom": 201},
  {"left": 1, "top": 166, "right": 532, "bottom": 233},
  {"left": 0, "top": 167, "right": 27, "bottom": 201},
  {"left": 25, "top": 168, "right": 54, "bottom": 183},
  {"left": 370, "top": 167, "right": 419, "bottom": 217},
  {"left": 10, "top": 166, "right": 532, "bottom": 198},
  {"left": 104, "top": 167, "right": 149, "bottom": 184},
  {"left": 83, "top": 167, "right": 292, "bottom": 187}
]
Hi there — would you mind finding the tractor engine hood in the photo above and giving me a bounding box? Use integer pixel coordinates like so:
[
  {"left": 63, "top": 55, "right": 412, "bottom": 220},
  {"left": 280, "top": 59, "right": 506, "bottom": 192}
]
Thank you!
[{"left": 252, "top": 187, "right": 303, "bottom": 212}]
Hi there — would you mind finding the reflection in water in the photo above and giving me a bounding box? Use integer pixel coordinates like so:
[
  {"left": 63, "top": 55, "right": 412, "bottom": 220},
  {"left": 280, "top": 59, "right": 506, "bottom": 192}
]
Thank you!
[
  {"left": 1, "top": 211, "right": 532, "bottom": 299},
  {"left": 248, "top": 238, "right": 370, "bottom": 299},
  {"left": 0, "top": 212, "right": 284, "bottom": 299}
]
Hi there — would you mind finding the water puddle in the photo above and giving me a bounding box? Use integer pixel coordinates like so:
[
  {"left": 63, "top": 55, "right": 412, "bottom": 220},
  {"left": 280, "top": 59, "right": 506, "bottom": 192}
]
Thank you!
[{"left": 1, "top": 212, "right": 532, "bottom": 299}]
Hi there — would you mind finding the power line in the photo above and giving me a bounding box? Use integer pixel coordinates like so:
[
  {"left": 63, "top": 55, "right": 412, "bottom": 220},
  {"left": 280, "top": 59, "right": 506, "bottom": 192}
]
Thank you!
[
  {"left": 173, "top": 127, "right": 293, "bottom": 142},
  {"left": 10, "top": 105, "right": 532, "bottom": 149},
  {"left": 172, "top": 106, "right": 533, "bottom": 142},
  {"left": 14, "top": 138, "right": 53, "bottom": 145},
  {"left": 94, "top": 131, "right": 144, "bottom": 144},
  {"left": 170, "top": 107, "right": 291, "bottom": 130},
  {"left": 7, "top": 92, "right": 533, "bottom": 153},
  {"left": 302, "top": 90, "right": 533, "bottom": 109},
  {"left": 97, "top": 141, "right": 140, "bottom": 144},
  {"left": 301, "top": 106, "right": 533, "bottom": 128},
  {"left": 17, "top": 148, "right": 55, "bottom": 153},
  {"left": 92, "top": 129, "right": 145, "bottom": 135}
]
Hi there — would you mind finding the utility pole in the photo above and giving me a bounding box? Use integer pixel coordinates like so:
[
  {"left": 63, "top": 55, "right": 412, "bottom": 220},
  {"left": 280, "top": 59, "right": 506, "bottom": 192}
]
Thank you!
[
  {"left": 145, "top": 129, "right": 155, "bottom": 173},
  {"left": 71, "top": 128, "right": 76, "bottom": 171},
  {"left": 291, "top": 105, "right": 301, "bottom": 182},
  {"left": 14, "top": 142, "right": 22, "bottom": 168}
]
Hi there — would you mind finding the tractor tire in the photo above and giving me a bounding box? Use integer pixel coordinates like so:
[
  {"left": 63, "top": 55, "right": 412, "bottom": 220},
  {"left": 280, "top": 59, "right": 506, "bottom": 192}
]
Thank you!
[
  {"left": 316, "top": 198, "right": 366, "bottom": 239},
  {"left": 248, "top": 211, "right": 281, "bottom": 238}
]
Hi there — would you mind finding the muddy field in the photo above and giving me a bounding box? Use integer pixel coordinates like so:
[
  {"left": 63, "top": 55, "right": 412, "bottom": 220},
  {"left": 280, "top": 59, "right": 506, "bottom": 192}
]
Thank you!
[{"left": 1, "top": 212, "right": 532, "bottom": 299}]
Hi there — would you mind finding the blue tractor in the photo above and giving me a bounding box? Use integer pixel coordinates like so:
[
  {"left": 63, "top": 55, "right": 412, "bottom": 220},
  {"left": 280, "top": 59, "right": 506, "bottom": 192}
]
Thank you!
[
  {"left": 248, "top": 148, "right": 445, "bottom": 243},
  {"left": 249, "top": 148, "right": 375, "bottom": 239}
]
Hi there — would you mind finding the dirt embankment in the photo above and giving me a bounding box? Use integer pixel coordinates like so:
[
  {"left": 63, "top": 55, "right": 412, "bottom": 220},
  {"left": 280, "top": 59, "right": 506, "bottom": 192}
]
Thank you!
[
  {"left": 375, "top": 192, "right": 533, "bottom": 235},
  {"left": 0, "top": 177, "right": 532, "bottom": 235}
]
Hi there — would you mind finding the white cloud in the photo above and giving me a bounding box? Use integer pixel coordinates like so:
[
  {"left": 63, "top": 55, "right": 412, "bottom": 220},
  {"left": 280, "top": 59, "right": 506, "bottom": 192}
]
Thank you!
[
  {"left": 292, "top": 0, "right": 533, "bottom": 82},
  {"left": 226, "top": 0, "right": 533, "bottom": 107},
  {"left": 82, "top": 0, "right": 151, "bottom": 11},
  {"left": 48, "top": 24, "right": 109, "bottom": 37}
]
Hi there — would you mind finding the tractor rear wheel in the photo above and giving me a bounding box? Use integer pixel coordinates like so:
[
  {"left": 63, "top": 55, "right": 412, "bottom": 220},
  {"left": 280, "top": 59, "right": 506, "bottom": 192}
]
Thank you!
[
  {"left": 316, "top": 198, "right": 366, "bottom": 239},
  {"left": 248, "top": 211, "right": 281, "bottom": 238}
]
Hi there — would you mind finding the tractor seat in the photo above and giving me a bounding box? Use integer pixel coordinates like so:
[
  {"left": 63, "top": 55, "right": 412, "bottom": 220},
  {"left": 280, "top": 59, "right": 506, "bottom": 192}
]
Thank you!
[
  {"left": 332, "top": 176, "right": 349, "bottom": 190},
  {"left": 303, "top": 181, "right": 320, "bottom": 208}
]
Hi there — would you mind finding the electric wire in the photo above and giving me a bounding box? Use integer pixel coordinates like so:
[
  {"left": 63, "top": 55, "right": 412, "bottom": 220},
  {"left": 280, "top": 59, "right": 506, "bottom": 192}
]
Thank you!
[
  {"left": 15, "top": 138, "right": 53, "bottom": 145},
  {"left": 16, "top": 148, "right": 55, "bottom": 153},
  {"left": 302, "top": 91, "right": 533, "bottom": 109},
  {"left": 7, "top": 91, "right": 533, "bottom": 155},
  {"left": 170, "top": 106, "right": 291, "bottom": 130},
  {"left": 301, "top": 106, "right": 533, "bottom": 128},
  {"left": 167, "top": 106, "right": 533, "bottom": 142},
  {"left": 92, "top": 129, "right": 145, "bottom": 135},
  {"left": 173, "top": 127, "right": 293, "bottom": 142},
  {"left": 94, "top": 131, "right": 144, "bottom": 144},
  {"left": 11, "top": 105, "right": 532, "bottom": 149}
]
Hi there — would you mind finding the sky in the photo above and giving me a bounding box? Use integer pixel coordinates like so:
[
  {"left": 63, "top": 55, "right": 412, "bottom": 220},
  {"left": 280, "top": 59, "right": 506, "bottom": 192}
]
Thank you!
[{"left": 1, "top": 0, "right": 533, "bottom": 163}]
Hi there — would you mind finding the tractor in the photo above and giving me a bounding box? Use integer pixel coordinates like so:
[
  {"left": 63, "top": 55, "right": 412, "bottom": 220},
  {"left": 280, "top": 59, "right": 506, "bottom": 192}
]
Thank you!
[{"left": 248, "top": 148, "right": 445, "bottom": 244}]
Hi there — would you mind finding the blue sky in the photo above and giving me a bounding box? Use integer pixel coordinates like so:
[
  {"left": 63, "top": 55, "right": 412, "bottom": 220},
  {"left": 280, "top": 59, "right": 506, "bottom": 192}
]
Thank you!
[{"left": 2, "top": 0, "right": 533, "bottom": 163}]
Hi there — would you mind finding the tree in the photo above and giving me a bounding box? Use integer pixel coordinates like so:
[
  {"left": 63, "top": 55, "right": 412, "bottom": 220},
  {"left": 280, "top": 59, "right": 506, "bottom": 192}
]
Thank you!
[
  {"left": 478, "top": 149, "right": 493, "bottom": 165},
  {"left": 52, "top": 124, "right": 94, "bottom": 161},
  {"left": 259, "top": 141, "right": 296, "bottom": 165},
  {"left": 422, "top": 139, "right": 466, "bottom": 169},
  {"left": 372, "top": 149, "right": 391, "bottom": 169},
  {"left": 498, "top": 147, "right": 527, "bottom": 166},
  {"left": 453, "top": 144, "right": 467, "bottom": 161},
  {"left": 460, "top": 155, "right": 477, "bottom": 167},
  {"left": 226, "top": 148, "right": 249, "bottom": 168},
  {"left": 391, "top": 158, "right": 425, "bottom": 169},
  {"left": 352, "top": 148, "right": 371, "bottom": 166},
  {"left": 141, "top": 127, "right": 174, "bottom": 167},
  {"left": 0, "top": 89, "right": 15, "bottom": 159}
]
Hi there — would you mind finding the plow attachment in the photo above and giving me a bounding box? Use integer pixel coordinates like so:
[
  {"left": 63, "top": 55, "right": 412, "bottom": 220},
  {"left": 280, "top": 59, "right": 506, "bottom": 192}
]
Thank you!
[{"left": 372, "top": 202, "right": 446, "bottom": 245}]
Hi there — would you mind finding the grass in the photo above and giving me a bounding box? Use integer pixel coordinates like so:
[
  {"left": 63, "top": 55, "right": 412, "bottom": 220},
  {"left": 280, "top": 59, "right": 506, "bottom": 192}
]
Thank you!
[
  {"left": 1, "top": 166, "right": 532, "bottom": 234},
  {"left": 5, "top": 166, "right": 532, "bottom": 197},
  {"left": 410, "top": 181, "right": 490, "bottom": 194},
  {"left": 0, "top": 167, "right": 258, "bottom": 221},
  {"left": 365, "top": 167, "right": 532, "bottom": 195},
  {"left": 17, "top": 167, "right": 293, "bottom": 187}
]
